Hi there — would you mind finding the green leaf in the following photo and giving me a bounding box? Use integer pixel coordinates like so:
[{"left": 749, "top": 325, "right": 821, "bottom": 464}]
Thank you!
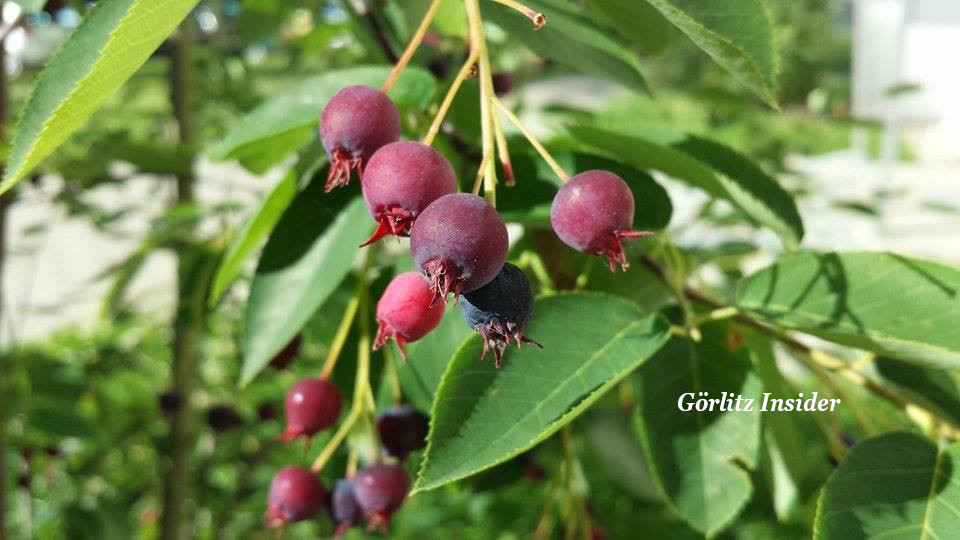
[
  {"left": 737, "top": 252, "right": 960, "bottom": 370},
  {"left": 208, "top": 171, "right": 298, "bottom": 305},
  {"left": 642, "top": 0, "right": 779, "bottom": 107},
  {"left": 414, "top": 293, "right": 670, "bottom": 493},
  {"left": 568, "top": 125, "right": 803, "bottom": 247},
  {"left": 397, "top": 305, "right": 473, "bottom": 412},
  {"left": 239, "top": 184, "right": 372, "bottom": 386},
  {"left": 814, "top": 431, "right": 960, "bottom": 539},
  {"left": 484, "top": 0, "right": 646, "bottom": 91},
  {"left": 585, "top": 0, "right": 675, "bottom": 53},
  {"left": 2, "top": 0, "right": 202, "bottom": 194},
  {"left": 634, "top": 323, "right": 762, "bottom": 536},
  {"left": 875, "top": 358, "right": 960, "bottom": 427},
  {"left": 207, "top": 66, "right": 436, "bottom": 171}
]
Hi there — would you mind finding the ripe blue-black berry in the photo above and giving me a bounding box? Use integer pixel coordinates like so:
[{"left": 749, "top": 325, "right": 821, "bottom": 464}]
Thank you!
[
  {"left": 353, "top": 464, "right": 409, "bottom": 532},
  {"left": 265, "top": 466, "right": 327, "bottom": 527},
  {"left": 319, "top": 85, "right": 400, "bottom": 191},
  {"left": 377, "top": 404, "right": 429, "bottom": 460},
  {"left": 410, "top": 193, "right": 508, "bottom": 303},
  {"left": 281, "top": 378, "right": 342, "bottom": 443},
  {"left": 330, "top": 479, "right": 363, "bottom": 537},
  {"left": 360, "top": 141, "right": 457, "bottom": 246},
  {"left": 550, "top": 170, "right": 653, "bottom": 272},
  {"left": 461, "top": 263, "right": 541, "bottom": 367},
  {"left": 374, "top": 272, "right": 445, "bottom": 360}
]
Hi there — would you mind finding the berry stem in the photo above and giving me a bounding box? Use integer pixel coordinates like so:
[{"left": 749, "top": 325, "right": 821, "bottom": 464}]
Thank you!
[
  {"left": 319, "top": 244, "right": 377, "bottom": 380},
  {"left": 465, "top": 0, "right": 499, "bottom": 206},
  {"left": 493, "top": 97, "right": 570, "bottom": 183},
  {"left": 491, "top": 0, "right": 546, "bottom": 29},
  {"left": 471, "top": 149, "right": 493, "bottom": 196},
  {"left": 381, "top": 0, "right": 443, "bottom": 93},
  {"left": 422, "top": 49, "right": 479, "bottom": 147},
  {"left": 491, "top": 106, "right": 515, "bottom": 186},
  {"left": 382, "top": 346, "right": 404, "bottom": 405},
  {"left": 520, "top": 251, "right": 555, "bottom": 294}
]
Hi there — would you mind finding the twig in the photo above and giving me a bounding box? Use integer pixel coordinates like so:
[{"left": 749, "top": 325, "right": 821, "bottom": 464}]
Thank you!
[
  {"left": 382, "top": 0, "right": 444, "bottom": 92},
  {"left": 422, "top": 49, "right": 479, "bottom": 146},
  {"left": 492, "top": 97, "right": 570, "bottom": 183}
]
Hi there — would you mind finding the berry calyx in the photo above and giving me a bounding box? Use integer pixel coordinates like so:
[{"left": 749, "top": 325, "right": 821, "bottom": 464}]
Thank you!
[
  {"left": 550, "top": 170, "right": 653, "bottom": 272},
  {"left": 376, "top": 404, "right": 429, "bottom": 460},
  {"left": 319, "top": 85, "right": 400, "bottom": 192},
  {"left": 330, "top": 479, "right": 363, "bottom": 537},
  {"left": 266, "top": 466, "right": 327, "bottom": 527},
  {"left": 353, "top": 464, "right": 410, "bottom": 532},
  {"left": 410, "top": 193, "right": 509, "bottom": 303},
  {"left": 269, "top": 334, "right": 302, "bottom": 370},
  {"left": 281, "top": 378, "right": 342, "bottom": 443},
  {"left": 460, "top": 263, "right": 541, "bottom": 367},
  {"left": 360, "top": 141, "right": 458, "bottom": 246},
  {"left": 374, "top": 272, "right": 445, "bottom": 360}
]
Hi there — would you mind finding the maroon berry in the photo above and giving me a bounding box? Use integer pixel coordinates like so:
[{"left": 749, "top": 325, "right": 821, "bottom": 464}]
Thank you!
[
  {"left": 330, "top": 479, "right": 363, "bottom": 536},
  {"left": 319, "top": 85, "right": 400, "bottom": 191},
  {"left": 410, "top": 193, "right": 509, "bottom": 303},
  {"left": 18, "top": 474, "right": 30, "bottom": 489},
  {"left": 353, "top": 464, "right": 409, "bottom": 532},
  {"left": 360, "top": 141, "right": 458, "bottom": 246},
  {"left": 551, "top": 170, "right": 653, "bottom": 272},
  {"left": 376, "top": 405, "right": 429, "bottom": 460},
  {"left": 258, "top": 402, "right": 278, "bottom": 422},
  {"left": 281, "top": 378, "right": 342, "bottom": 443},
  {"left": 374, "top": 272, "right": 445, "bottom": 360},
  {"left": 158, "top": 390, "right": 181, "bottom": 414},
  {"left": 460, "top": 263, "right": 541, "bottom": 367},
  {"left": 265, "top": 466, "right": 327, "bottom": 527},
  {"left": 207, "top": 405, "right": 244, "bottom": 432},
  {"left": 492, "top": 72, "right": 514, "bottom": 96},
  {"left": 269, "top": 334, "right": 302, "bottom": 370}
]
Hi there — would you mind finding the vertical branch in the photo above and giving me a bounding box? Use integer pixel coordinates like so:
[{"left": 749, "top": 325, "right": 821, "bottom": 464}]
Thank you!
[
  {"left": 465, "top": 0, "right": 498, "bottom": 205},
  {"left": 0, "top": 27, "right": 10, "bottom": 538},
  {"left": 160, "top": 21, "right": 201, "bottom": 540}
]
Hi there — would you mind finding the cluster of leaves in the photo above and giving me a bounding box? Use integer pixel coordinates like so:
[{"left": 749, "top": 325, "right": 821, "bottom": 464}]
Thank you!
[{"left": 2, "top": 0, "right": 958, "bottom": 539}]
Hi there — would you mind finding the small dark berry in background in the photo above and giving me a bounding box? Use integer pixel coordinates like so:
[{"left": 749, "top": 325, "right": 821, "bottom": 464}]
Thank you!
[
  {"left": 282, "top": 378, "right": 342, "bottom": 443},
  {"left": 45, "top": 445, "right": 60, "bottom": 458},
  {"left": 258, "top": 403, "right": 278, "bottom": 422},
  {"left": 158, "top": 390, "right": 182, "bottom": 414},
  {"left": 353, "top": 464, "right": 410, "bottom": 532},
  {"left": 427, "top": 58, "right": 449, "bottom": 79},
  {"left": 319, "top": 85, "right": 400, "bottom": 191},
  {"left": 492, "top": 72, "right": 514, "bottom": 96},
  {"left": 18, "top": 474, "right": 30, "bottom": 489},
  {"left": 20, "top": 446, "right": 34, "bottom": 461},
  {"left": 374, "top": 272, "right": 445, "bottom": 360},
  {"left": 461, "top": 263, "right": 541, "bottom": 367},
  {"left": 330, "top": 479, "right": 363, "bottom": 536},
  {"left": 410, "top": 193, "right": 509, "bottom": 303},
  {"left": 360, "top": 141, "right": 457, "bottom": 246},
  {"left": 269, "top": 334, "right": 302, "bottom": 370},
  {"left": 207, "top": 405, "right": 244, "bottom": 432},
  {"left": 266, "top": 467, "right": 327, "bottom": 527},
  {"left": 377, "top": 405, "right": 429, "bottom": 460},
  {"left": 550, "top": 170, "right": 653, "bottom": 272}
]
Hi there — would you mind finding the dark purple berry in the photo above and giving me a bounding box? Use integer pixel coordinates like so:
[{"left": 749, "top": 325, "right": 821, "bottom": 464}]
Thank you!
[
  {"left": 330, "top": 479, "right": 363, "bottom": 536},
  {"left": 374, "top": 272, "right": 445, "bottom": 360},
  {"left": 410, "top": 193, "right": 509, "bottom": 303},
  {"left": 282, "top": 378, "right": 342, "bottom": 443},
  {"left": 461, "top": 263, "right": 541, "bottom": 367},
  {"left": 353, "top": 464, "right": 409, "bottom": 532},
  {"left": 207, "top": 405, "right": 244, "bottom": 432},
  {"left": 18, "top": 474, "right": 30, "bottom": 489},
  {"left": 492, "top": 72, "right": 514, "bottom": 96},
  {"left": 20, "top": 446, "right": 34, "bottom": 461},
  {"left": 158, "top": 390, "right": 182, "bottom": 414},
  {"left": 265, "top": 466, "right": 327, "bottom": 527},
  {"left": 550, "top": 170, "right": 653, "bottom": 272},
  {"left": 360, "top": 141, "right": 457, "bottom": 246},
  {"left": 319, "top": 85, "right": 400, "bottom": 191},
  {"left": 44, "top": 445, "right": 60, "bottom": 458},
  {"left": 258, "top": 403, "right": 278, "bottom": 422},
  {"left": 269, "top": 334, "right": 302, "bottom": 370},
  {"left": 377, "top": 405, "right": 429, "bottom": 460}
]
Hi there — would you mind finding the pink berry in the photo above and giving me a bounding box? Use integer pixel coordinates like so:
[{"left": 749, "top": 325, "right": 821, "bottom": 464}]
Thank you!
[
  {"left": 353, "top": 464, "right": 409, "bottom": 532},
  {"left": 319, "top": 85, "right": 400, "bottom": 192},
  {"left": 374, "top": 272, "right": 445, "bottom": 360},
  {"left": 265, "top": 466, "right": 327, "bottom": 527},
  {"left": 550, "top": 170, "right": 653, "bottom": 272},
  {"left": 410, "top": 193, "right": 509, "bottom": 303},
  {"left": 360, "top": 141, "right": 457, "bottom": 246},
  {"left": 281, "top": 378, "right": 342, "bottom": 443}
]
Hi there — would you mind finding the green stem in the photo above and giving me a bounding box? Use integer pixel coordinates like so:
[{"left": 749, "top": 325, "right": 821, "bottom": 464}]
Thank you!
[
  {"left": 160, "top": 21, "right": 202, "bottom": 540},
  {"left": 465, "top": 0, "right": 498, "bottom": 205},
  {"left": 381, "top": 0, "right": 443, "bottom": 92}
]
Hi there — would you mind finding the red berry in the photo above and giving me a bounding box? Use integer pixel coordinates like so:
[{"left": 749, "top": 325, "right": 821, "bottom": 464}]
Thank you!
[
  {"left": 319, "top": 85, "right": 400, "bottom": 192},
  {"left": 376, "top": 405, "right": 429, "bottom": 460},
  {"left": 374, "top": 272, "right": 445, "bottom": 360},
  {"left": 353, "top": 464, "right": 409, "bottom": 532},
  {"left": 281, "top": 378, "right": 342, "bottom": 443},
  {"left": 550, "top": 170, "right": 653, "bottom": 272},
  {"left": 410, "top": 193, "right": 509, "bottom": 303},
  {"left": 269, "top": 334, "right": 302, "bottom": 370},
  {"left": 360, "top": 141, "right": 458, "bottom": 246},
  {"left": 265, "top": 466, "right": 327, "bottom": 527},
  {"left": 330, "top": 479, "right": 363, "bottom": 536}
]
